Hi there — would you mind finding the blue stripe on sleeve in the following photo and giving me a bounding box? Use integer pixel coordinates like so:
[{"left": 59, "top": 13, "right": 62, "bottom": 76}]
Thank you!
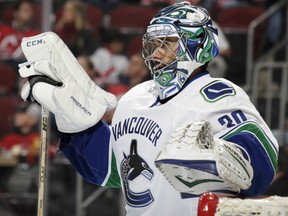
[
  {"left": 226, "top": 132, "right": 276, "bottom": 196},
  {"left": 59, "top": 120, "right": 111, "bottom": 186}
]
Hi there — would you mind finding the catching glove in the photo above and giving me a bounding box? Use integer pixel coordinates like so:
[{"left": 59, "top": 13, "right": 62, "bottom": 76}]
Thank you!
[{"left": 155, "top": 120, "right": 253, "bottom": 196}]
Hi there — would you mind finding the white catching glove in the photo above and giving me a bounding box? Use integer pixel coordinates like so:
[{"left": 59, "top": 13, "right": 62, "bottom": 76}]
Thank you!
[
  {"left": 155, "top": 120, "right": 253, "bottom": 196},
  {"left": 18, "top": 31, "right": 117, "bottom": 133}
]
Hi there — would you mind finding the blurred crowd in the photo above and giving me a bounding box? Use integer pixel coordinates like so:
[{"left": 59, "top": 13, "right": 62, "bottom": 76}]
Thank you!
[{"left": 0, "top": 0, "right": 286, "bottom": 215}]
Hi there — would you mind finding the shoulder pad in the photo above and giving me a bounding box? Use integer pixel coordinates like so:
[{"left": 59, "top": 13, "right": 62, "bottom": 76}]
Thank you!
[{"left": 200, "top": 80, "right": 236, "bottom": 102}]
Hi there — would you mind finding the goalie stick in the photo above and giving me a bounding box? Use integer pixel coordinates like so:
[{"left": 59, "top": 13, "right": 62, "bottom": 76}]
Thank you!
[
  {"left": 19, "top": 33, "right": 52, "bottom": 216},
  {"left": 37, "top": 106, "right": 49, "bottom": 216},
  {"left": 198, "top": 192, "right": 288, "bottom": 216}
]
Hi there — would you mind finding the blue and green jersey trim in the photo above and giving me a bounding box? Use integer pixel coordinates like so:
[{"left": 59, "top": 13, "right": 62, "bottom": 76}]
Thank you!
[
  {"left": 220, "top": 121, "right": 278, "bottom": 171},
  {"left": 104, "top": 152, "right": 121, "bottom": 188}
]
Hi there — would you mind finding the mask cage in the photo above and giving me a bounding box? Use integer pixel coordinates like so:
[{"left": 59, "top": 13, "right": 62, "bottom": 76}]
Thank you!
[{"left": 142, "top": 30, "right": 188, "bottom": 76}]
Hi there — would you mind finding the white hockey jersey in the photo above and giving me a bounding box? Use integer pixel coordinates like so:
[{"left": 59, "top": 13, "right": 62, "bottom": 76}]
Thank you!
[
  {"left": 108, "top": 73, "right": 278, "bottom": 216},
  {"left": 60, "top": 72, "right": 278, "bottom": 216}
]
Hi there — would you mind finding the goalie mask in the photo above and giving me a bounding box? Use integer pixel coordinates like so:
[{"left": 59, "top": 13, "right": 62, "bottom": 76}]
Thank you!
[{"left": 142, "top": 1, "right": 219, "bottom": 100}]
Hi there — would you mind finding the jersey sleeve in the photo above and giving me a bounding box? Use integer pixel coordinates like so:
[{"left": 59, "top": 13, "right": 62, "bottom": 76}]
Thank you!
[
  {"left": 59, "top": 120, "right": 121, "bottom": 188},
  {"left": 200, "top": 79, "right": 279, "bottom": 196},
  {"left": 219, "top": 120, "right": 278, "bottom": 197}
]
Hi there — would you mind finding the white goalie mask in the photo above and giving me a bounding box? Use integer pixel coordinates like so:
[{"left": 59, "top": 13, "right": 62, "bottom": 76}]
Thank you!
[{"left": 142, "top": 1, "right": 219, "bottom": 100}]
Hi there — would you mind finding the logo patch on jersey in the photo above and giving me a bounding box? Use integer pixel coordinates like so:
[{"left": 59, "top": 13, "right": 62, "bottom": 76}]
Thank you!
[
  {"left": 121, "top": 139, "right": 154, "bottom": 207},
  {"left": 200, "top": 80, "right": 235, "bottom": 102}
]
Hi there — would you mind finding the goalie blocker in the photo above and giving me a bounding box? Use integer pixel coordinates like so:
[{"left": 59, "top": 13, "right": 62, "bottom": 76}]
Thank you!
[
  {"left": 198, "top": 192, "right": 288, "bottom": 216},
  {"left": 18, "top": 32, "right": 117, "bottom": 133}
]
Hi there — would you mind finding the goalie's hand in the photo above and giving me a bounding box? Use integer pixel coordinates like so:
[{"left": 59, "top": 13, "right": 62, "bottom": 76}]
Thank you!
[
  {"left": 18, "top": 32, "right": 117, "bottom": 133},
  {"left": 155, "top": 120, "right": 253, "bottom": 196}
]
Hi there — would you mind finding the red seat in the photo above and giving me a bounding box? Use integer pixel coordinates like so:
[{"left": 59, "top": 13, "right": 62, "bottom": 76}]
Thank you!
[
  {"left": 109, "top": 5, "right": 158, "bottom": 34},
  {"left": 126, "top": 34, "right": 143, "bottom": 57},
  {"left": 0, "top": 96, "right": 22, "bottom": 138},
  {"left": 0, "top": 4, "right": 14, "bottom": 24},
  {"left": 0, "top": 3, "right": 42, "bottom": 28},
  {"left": 216, "top": 6, "right": 265, "bottom": 58},
  {"left": 86, "top": 4, "right": 104, "bottom": 31},
  {"left": 0, "top": 62, "right": 18, "bottom": 95},
  {"left": 217, "top": 6, "right": 264, "bottom": 30},
  {"left": 33, "top": 3, "right": 42, "bottom": 29},
  {"left": 55, "top": 4, "right": 103, "bottom": 33}
]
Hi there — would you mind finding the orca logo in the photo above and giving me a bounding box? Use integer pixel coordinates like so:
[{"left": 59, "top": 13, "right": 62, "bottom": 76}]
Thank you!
[{"left": 121, "top": 139, "right": 154, "bottom": 207}]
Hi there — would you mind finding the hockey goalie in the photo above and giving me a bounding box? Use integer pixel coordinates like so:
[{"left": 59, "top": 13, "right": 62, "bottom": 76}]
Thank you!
[{"left": 17, "top": 1, "right": 283, "bottom": 216}]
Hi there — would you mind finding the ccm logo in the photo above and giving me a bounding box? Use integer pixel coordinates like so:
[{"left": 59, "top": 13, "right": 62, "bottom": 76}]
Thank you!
[{"left": 26, "top": 39, "right": 45, "bottom": 47}]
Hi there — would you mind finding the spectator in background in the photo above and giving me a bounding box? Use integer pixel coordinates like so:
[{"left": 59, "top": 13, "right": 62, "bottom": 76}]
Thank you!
[
  {"left": 76, "top": 53, "right": 129, "bottom": 125},
  {"left": 54, "top": 0, "right": 98, "bottom": 57},
  {"left": 101, "top": 53, "right": 151, "bottom": 125},
  {"left": 0, "top": 0, "right": 40, "bottom": 66},
  {"left": 77, "top": 55, "right": 99, "bottom": 81},
  {"left": 90, "top": 28, "right": 129, "bottom": 87},
  {"left": 101, "top": 84, "right": 128, "bottom": 125},
  {"left": 0, "top": 103, "right": 41, "bottom": 165},
  {"left": 120, "top": 52, "right": 151, "bottom": 89}
]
